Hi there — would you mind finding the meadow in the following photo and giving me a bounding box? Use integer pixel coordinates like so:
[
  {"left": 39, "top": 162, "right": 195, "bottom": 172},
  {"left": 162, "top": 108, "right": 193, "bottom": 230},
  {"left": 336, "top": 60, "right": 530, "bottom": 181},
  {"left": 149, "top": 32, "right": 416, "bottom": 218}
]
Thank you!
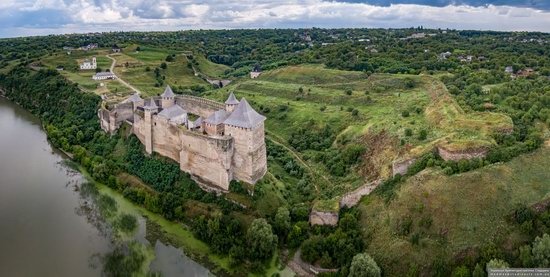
[
  {"left": 359, "top": 144, "right": 550, "bottom": 275},
  {"left": 206, "top": 64, "right": 512, "bottom": 198}
]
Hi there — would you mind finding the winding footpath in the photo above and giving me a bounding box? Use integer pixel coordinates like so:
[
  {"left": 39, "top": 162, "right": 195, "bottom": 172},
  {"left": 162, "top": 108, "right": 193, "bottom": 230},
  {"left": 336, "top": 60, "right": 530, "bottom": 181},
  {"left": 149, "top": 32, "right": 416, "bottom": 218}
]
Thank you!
[{"left": 106, "top": 55, "right": 143, "bottom": 95}]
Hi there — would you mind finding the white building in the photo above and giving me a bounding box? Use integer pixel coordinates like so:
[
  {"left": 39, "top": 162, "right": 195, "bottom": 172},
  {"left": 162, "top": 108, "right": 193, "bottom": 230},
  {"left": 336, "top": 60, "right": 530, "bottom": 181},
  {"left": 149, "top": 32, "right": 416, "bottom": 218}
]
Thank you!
[
  {"left": 92, "top": 72, "right": 116, "bottom": 81},
  {"left": 80, "top": 57, "right": 97, "bottom": 70}
]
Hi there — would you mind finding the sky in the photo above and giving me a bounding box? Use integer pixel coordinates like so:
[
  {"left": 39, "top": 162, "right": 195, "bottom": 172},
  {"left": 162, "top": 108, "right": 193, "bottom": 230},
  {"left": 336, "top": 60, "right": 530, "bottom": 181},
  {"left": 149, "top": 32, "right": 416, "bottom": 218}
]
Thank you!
[{"left": 1, "top": 0, "right": 550, "bottom": 38}]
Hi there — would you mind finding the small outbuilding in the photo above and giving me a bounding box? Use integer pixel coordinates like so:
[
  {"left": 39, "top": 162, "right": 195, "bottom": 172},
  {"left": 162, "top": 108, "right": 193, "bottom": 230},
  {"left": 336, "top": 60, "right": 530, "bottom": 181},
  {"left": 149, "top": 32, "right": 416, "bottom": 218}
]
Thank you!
[{"left": 309, "top": 199, "right": 340, "bottom": 226}]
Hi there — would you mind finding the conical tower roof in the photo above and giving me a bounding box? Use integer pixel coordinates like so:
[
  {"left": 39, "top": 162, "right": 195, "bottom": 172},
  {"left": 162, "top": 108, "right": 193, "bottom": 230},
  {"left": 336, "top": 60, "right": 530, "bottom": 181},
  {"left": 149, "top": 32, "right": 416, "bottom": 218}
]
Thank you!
[
  {"left": 161, "top": 85, "right": 175, "bottom": 98},
  {"left": 223, "top": 98, "right": 266, "bottom": 128},
  {"left": 144, "top": 98, "right": 158, "bottom": 109},
  {"left": 205, "top": 109, "right": 230, "bottom": 125},
  {"left": 124, "top": 92, "right": 143, "bottom": 103},
  {"left": 225, "top": 92, "right": 239, "bottom": 105}
]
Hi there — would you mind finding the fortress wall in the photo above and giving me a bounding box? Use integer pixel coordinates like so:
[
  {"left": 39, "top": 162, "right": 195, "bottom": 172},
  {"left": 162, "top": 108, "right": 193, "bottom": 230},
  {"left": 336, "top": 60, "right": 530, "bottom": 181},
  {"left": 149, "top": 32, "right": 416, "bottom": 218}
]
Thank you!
[
  {"left": 392, "top": 157, "right": 417, "bottom": 176},
  {"left": 226, "top": 125, "right": 253, "bottom": 183},
  {"left": 132, "top": 112, "right": 233, "bottom": 190},
  {"left": 113, "top": 102, "right": 134, "bottom": 123},
  {"left": 438, "top": 146, "right": 488, "bottom": 161},
  {"left": 151, "top": 117, "right": 183, "bottom": 162},
  {"left": 175, "top": 95, "right": 224, "bottom": 118},
  {"left": 132, "top": 113, "right": 146, "bottom": 144},
  {"left": 179, "top": 129, "right": 233, "bottom": 190},
  {"left": 309, "top": 211, "right": 339, "bottom": 226},
  {"left": 250, "top": 125, "right": 268, "bottom": 182},
  {"left": 225, "top": 124, "right": 267, "bottom": 184},
  {"left": 98, "top": 109, "right": 111, "bottom": 133}
]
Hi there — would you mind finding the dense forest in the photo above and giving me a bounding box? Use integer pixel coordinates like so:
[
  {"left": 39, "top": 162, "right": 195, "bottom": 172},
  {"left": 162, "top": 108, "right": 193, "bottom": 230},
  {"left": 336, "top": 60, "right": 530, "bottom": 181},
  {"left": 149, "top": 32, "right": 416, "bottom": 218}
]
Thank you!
[{"left": 1, "top": 28, "right": 550, "bottom": 276}]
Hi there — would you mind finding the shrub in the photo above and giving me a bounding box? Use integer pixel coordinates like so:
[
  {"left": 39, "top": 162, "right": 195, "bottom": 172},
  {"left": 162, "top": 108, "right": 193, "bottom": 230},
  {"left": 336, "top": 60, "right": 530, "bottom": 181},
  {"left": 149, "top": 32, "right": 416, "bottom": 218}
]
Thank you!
[
  {"left": 486, "top": 259, "right": 509, "bottom": 270},
  {"left": 532, "top": 233, "right": 550, "bottom": 267},
  {"left": 116, "top": 213, "right": 138, "bottom": 234},
  {"left": 349, "top": 253, "right": 381, "bottom": 277},
  {"left": 418, "top": 129, "right": 428, "bottom": 140}
]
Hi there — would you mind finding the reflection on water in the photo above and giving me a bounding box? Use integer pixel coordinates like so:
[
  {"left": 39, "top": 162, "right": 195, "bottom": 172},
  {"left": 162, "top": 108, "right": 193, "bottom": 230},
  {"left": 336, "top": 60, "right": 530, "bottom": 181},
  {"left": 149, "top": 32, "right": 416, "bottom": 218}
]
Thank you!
[
  {"left": 0, "top": 97, "right": 210, "bottom": 277},
  {"left": 0, "top": 97, "right": 111, "bottom": 277},
  {"left": 150, "top": 241, "right": 211, "bottom": 277}
]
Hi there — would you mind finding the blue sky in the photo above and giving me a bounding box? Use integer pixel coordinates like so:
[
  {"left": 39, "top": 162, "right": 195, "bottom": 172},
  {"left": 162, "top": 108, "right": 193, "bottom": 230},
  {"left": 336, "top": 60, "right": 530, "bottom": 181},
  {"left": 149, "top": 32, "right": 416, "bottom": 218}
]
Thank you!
[{"left": 1, "top": 0, "right": 549, "bottom": 38}]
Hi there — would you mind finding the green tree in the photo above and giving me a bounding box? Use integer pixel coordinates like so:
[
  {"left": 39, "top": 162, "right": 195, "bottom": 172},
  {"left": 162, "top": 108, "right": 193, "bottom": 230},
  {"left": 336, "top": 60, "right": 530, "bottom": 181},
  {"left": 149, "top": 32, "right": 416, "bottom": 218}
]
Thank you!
[
  {"left": 348, "top": 253, "right": 381, "bottom": 277},
  {"left": 247, "top": 218, "right": 277, "bottom": 261},
  {"left": 452, "top": 266, "right": 470, "bottom": 277},
  {"left": 519, "top": 245, "right": 533, "bottom": 267},
  {"left": 160, "top": 62, "right": 167, "bottom": 69},
  {"left": 472, "top": 263, "right": 485, "bottom": 277},
  {"left": 486, "top": 259, "right": 509, "bottom": 271},
  {"left": 532, "top": 233, "right": 550, "bottom": 267},
  {"left": 274, "top": 207, "right": 291, "bottom": 238}
]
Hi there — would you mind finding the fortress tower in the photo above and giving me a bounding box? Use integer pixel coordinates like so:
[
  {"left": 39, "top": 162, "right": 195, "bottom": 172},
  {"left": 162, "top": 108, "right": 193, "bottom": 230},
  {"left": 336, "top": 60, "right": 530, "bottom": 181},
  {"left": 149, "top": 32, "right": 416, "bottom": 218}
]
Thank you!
[
  {"left": 224, "top": 92, "right": 239, "bottom": 112},
  {"left": 223, "top": 98, "right": 267, "bottom": 184},
  {"left": 98, "top": 88, "right": 268, "bottom": 192},
  {"left": 161, "top": 85, "right": 175, "bottom": 108},
  {"left": 125, "top": 92, "right": 144, "bottom": 110},
  {"left": 143, "top": 98, "right": 158, "bottom": 155}
]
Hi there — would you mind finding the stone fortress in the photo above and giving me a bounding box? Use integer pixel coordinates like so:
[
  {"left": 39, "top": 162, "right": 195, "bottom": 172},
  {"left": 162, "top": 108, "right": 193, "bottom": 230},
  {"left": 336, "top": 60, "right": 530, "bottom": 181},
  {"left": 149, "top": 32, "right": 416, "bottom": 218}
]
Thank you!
[{"left": 98, "top": 86, "right": 268, "bottom": 191}]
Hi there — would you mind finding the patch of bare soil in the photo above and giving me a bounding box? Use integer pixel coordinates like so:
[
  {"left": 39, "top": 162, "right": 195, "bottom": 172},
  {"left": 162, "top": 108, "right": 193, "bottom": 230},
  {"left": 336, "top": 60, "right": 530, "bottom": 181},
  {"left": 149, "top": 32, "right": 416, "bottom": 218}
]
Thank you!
[{"left": 358, "top": 130, "right": 405, "bottom": 180}]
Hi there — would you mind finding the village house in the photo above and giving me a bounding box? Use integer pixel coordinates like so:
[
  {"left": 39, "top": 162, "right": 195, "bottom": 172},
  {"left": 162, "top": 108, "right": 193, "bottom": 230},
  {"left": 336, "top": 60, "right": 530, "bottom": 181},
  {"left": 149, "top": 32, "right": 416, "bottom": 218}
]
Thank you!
[
  {"left": 516, "top": 68, "right": 535, "bottom": 78},
  {"left": 81, "top": 43, "right": 98, "bottom": 51},
  {"left": 93, "top": 72, "right": 116, "bottom": 81},
  {"left": 250, "top": 64, "right": 262, "bottom": 79},
  {"left": 112, "top": 44, "right": 122, "bottom": 53},
  {"left": 80, "top": 57, "right": 97, "bottom": 70},
  {"left": 438, "top": 51, "right": 452, "bottom": 60}
]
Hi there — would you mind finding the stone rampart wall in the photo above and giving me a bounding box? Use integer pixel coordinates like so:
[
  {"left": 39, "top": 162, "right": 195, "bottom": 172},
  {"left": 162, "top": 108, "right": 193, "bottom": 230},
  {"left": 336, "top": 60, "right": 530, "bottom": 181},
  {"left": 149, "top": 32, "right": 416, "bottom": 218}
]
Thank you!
[
  {"left": 113, "top": 102, "right": 134, "bottom": 124},
  {"left": 225, "top": 124, "right": 267, "bottom": 184},
  {"left": 392, "top": 157, "right": 417, "bottom": 176},
  {"left": 175, "top": 95, "right": 224, "bottom": 118},
  {"left": 438, "top": 146, "right": 488, "bottom": 161},
  {"left": 179, "top": 128, "right": 234, "bottom": 191},
  {"left": 132, "top": 112, "right": 234, "bottom": 190},
  {"left": 340, "top": 180, "right": 381, "bottom": 208},
  {"left": 309, "top": 211, "right": 339, "bottom": 226}
]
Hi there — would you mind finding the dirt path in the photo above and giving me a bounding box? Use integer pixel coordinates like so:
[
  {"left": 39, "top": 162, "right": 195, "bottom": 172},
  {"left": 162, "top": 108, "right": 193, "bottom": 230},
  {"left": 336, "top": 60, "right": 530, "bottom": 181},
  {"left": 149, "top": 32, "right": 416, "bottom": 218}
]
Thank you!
[
  {"left": 288, "top": 249, "right": 338, "bottom": 276},
  {"left": 106, "top": 55, "right": 142, "bottom": 95},
  {"left": 266, "top": 131, "right": 333, "bottom": 194}
]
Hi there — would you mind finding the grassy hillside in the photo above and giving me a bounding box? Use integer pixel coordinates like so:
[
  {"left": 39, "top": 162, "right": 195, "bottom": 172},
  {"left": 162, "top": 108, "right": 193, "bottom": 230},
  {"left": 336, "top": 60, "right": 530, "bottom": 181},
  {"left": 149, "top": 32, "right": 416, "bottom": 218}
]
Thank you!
[
  {"left": 39, "top": 46, "right": 228, "bottom": 100},
  {"left": 40, "top": 50, "right": 130, "bottom": 97},
  {"left": 206, "top": 64, "right": 512, "bottom": 198},
  {"left": 359, "top": 145, "right": 550, "bottom": 275}
]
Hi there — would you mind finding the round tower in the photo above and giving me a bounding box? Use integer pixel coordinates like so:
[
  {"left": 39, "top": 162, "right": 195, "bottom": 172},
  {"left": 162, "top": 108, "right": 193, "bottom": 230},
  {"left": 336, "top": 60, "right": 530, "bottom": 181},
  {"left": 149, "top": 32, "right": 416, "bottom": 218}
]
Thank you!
[{"left": 161, "top": 85, "right": 175, "bottom": 108}]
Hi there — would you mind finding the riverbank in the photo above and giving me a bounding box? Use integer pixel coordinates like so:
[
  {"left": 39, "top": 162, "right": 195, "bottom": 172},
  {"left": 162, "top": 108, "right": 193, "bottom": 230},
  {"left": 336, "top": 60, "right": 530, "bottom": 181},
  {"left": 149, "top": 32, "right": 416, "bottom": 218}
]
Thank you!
[
  {"left": 0, "top": 69, "right": 294, "bottom": 276},
  {"left": 82, "top": 166, "right": 295, "bottom": 276}
]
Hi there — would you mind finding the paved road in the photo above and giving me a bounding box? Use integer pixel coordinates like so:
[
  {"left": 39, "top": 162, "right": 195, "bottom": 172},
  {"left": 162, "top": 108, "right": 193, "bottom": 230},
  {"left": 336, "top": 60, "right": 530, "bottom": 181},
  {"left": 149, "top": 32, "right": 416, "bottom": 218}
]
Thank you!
[{"left": 106, "top": 55, "right": 142, "bottom": 95}]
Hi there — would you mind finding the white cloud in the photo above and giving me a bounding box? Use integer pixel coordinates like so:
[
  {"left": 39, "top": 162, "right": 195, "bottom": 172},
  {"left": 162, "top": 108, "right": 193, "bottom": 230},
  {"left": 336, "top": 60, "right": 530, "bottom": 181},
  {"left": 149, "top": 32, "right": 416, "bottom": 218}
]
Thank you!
[{"left": 1, "top": 0, "right": 550, "bottom": 37}]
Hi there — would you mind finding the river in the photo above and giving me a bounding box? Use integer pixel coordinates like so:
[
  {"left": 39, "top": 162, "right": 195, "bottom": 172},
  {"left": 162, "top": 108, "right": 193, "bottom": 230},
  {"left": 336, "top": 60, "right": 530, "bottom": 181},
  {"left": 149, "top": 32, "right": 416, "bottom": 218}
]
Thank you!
[{"left": 0, "top": 96, "right": 210, "bottom": 276}]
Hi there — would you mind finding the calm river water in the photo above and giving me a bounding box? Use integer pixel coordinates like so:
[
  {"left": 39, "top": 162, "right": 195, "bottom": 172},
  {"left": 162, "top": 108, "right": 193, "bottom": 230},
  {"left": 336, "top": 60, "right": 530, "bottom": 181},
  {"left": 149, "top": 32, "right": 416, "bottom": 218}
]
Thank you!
[{"left": 0, "top": 96, "right": 210, "bottom": 276}]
